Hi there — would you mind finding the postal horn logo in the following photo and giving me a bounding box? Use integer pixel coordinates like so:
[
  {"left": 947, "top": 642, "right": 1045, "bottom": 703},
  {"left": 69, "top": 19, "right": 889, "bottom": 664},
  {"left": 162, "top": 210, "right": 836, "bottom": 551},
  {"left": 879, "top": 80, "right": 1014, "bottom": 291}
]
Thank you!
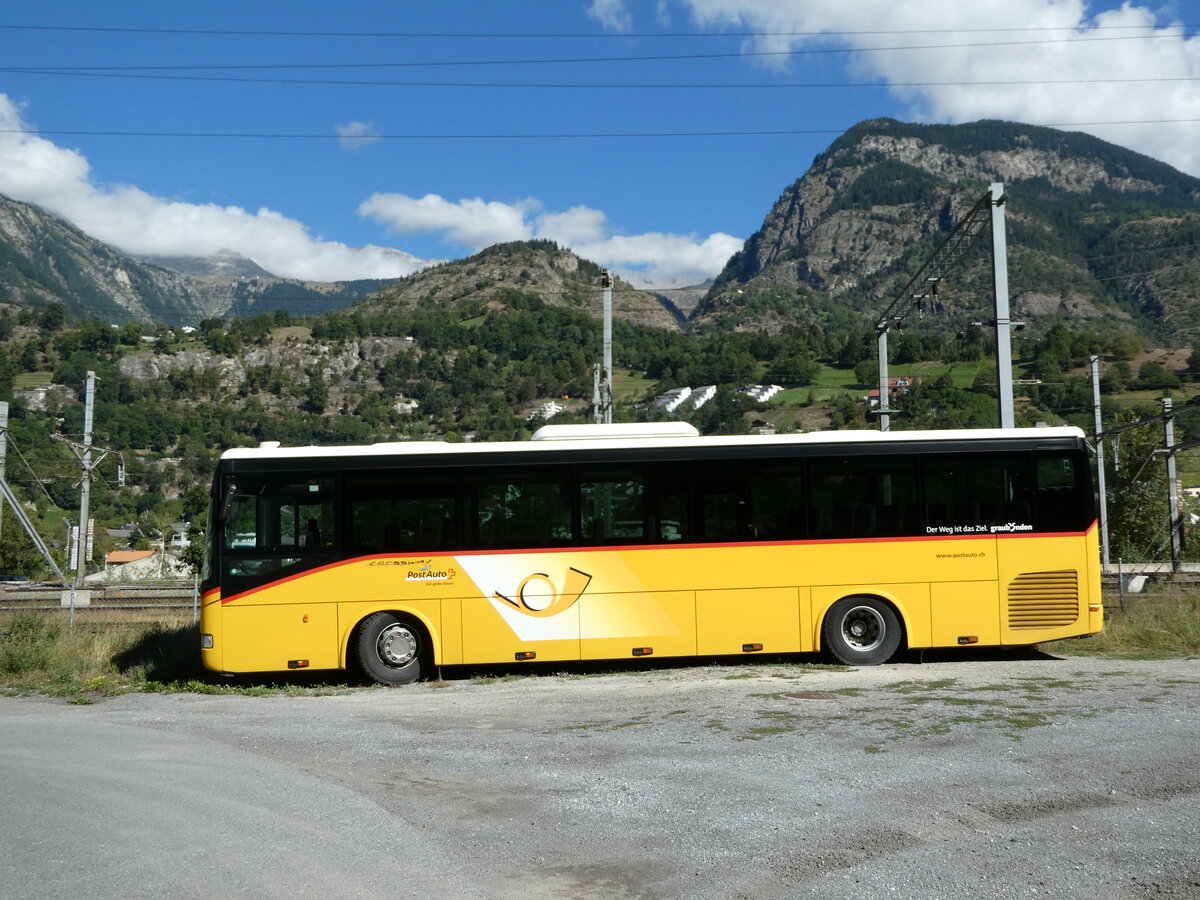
[{"left": 493, "top": 566, "right": 592, "bottom": 618}]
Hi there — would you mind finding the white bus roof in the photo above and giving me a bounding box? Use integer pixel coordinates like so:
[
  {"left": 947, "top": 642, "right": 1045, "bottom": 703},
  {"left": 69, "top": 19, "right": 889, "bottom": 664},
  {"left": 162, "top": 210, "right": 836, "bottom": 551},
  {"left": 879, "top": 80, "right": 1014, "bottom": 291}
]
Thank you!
[{"left": 219, "top": 425, "right": 1087, "bottom": 462}]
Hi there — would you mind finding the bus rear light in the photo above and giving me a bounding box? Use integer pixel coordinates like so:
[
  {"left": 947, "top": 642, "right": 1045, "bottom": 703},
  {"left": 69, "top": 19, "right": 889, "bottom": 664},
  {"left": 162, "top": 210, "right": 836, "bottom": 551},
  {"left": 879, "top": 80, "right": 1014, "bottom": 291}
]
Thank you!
[
  {"left": 201, "top": 634, "right": 214, "bottom": 650},
  {"left": 742, "top": 643, "right": 764, "bottom": 652},
  {"left": 957, "top": 636, "right": 979, "bottom": 645},
  {"left": 632, "top": 647, "right": 653, "bottom": 656},
  {"left": 1088, "top": 602, "right": 1102, "bottom": 613},
  {"left": 288, "top": 659, "right": 310, "bottom": 669},
  {"left": 515, "top": 651, "right": 537, "bottom": 661}
]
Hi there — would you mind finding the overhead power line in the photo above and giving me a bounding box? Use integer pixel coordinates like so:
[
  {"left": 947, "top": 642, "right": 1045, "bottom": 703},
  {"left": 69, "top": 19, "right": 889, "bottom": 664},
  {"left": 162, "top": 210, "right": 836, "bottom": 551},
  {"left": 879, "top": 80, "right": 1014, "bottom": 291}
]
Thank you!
[
  {"left": 3, "top": 30, "right": 1197, "bottom": 71},
  {"left": 5, "top": 68, "right": 1197, "bottom": 90},
  {"left": 0, "top": 22, "right": 1195, "bottom": 39},
  {"left": 3, "top": 118, "right": 1197, "bottom": 141}
]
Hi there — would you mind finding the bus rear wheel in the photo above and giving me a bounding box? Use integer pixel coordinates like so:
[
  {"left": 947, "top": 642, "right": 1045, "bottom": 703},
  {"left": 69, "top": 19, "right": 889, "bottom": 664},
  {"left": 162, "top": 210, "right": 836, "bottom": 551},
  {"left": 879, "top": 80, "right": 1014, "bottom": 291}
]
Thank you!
[
  {"left": 822, "top": 596, "right": 902, "bottom": 666},
  {"left": 355, "top": 612, "right": 424, "bottom": 685}
]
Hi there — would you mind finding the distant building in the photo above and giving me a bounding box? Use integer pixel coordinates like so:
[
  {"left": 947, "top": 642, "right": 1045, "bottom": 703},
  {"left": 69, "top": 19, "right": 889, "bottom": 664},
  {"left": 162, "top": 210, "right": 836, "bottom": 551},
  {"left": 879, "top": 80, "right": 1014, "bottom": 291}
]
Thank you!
[
  {"left": 656, "top": 387, "right": 692, "bottom": 413},
  {"left": 739, "top": 384, "right": 783, "bottom": 403},
  {"left": 864, "top": 377, "right": 922, "bottom": 409},
  {"left": 526, "top": 400, "right": 564, "bottom": 421},
  {"left": 90, "top": 549, "right": 190, "bottom": 582}
]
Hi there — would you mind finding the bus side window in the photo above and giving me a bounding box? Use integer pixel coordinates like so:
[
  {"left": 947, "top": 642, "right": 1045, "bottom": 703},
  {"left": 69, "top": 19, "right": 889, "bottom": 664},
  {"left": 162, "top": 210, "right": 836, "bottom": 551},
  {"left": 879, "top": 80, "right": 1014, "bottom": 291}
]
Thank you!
[
  {"left": 923, "top": 455, "right": 1032, "bottom": 531},
  {"left": 470, "top": 471, "right": 574, "bottom": 549},
  {"left": 1035, "top": 454, "right": 1085, "bottom": 532},
  {"left": 648, "top": 464, "right": 689, "bottom": 543},
  {"left": 346, "top": 471, "right": 457, "bottom": 554},
  {"left": 691, "top": 462, "right": 750, "bottom": 542},
  {"left": 580, "top": 469, "right": 646, "bottom": 543},
  {"left": 810, "top": 457, "right": 917, "bottom": 539},
  {"left": 749, "top": 467, "right": 805, "bottom": 540}
]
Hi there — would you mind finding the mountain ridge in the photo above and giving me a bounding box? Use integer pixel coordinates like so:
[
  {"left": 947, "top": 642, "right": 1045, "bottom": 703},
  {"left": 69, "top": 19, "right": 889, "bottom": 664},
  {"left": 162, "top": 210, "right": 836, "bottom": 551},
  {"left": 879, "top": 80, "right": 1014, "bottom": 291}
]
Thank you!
[{"left": 699, "top": 118, "right": 1200, "bottom": 343}]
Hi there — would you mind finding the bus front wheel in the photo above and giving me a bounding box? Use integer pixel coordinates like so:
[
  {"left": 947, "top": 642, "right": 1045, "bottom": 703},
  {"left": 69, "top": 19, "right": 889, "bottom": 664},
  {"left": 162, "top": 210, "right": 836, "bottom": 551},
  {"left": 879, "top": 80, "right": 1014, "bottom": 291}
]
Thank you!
[
  {"left": 355, "top": 612, "right": 424, "bottom": 685},
  {"left": 822, "top": 596, "right": 902, "bottom": 666}
]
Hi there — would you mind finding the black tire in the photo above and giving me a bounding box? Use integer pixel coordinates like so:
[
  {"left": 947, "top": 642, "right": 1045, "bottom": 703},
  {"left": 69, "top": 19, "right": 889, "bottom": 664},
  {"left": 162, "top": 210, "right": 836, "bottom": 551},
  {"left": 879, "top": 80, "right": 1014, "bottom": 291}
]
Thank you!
[
  {"left": 822, "top": 596, "right": 902, "bottom": 666},
  {"left": 355, "top": 612, "right": 425, "bottom": 685}
]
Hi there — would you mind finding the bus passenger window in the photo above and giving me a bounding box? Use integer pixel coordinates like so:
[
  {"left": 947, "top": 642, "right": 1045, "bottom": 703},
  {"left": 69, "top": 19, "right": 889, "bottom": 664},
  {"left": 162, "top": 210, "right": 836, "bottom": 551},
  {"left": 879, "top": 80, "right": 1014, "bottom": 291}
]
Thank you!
[
  {"left": 1035, "top": 454, "right": 1086, "bottom": 532},
  {"left": 346, "top": 472, "right": 457, "bottom": 554},
  {"left": 923, "top": 455, "right": 1033, "bottom": 532},
  {"left": 809, "top": 458, "right": 917, "bottom": 539},
  {"left": 222, "top": 477, "right": 334, "bottom": 553},
  {"left": 470, "top": 472, "right": 573, "bottom": 549},
  {"left": 749, "top": 468, "right": 805, "bottom": 540},
  {"left": 581, "top": 470, "right": 645, "bottom": 543}
]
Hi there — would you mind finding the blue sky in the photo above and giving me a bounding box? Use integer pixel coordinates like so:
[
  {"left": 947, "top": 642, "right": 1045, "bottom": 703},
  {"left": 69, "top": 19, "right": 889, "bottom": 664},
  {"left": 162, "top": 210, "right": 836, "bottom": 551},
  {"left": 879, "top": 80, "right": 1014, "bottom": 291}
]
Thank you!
[{"left": 0, "top": 1, "right": 1197, "bottom": 288}]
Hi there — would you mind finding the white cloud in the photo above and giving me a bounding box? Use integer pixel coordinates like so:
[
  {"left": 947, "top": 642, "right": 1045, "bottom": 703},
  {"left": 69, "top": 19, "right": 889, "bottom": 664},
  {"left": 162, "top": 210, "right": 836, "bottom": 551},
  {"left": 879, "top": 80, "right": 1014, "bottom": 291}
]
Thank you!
[
  {"left": 587, "top": 0, "right": 634, "bottom": 33},
  {"left": 0, "top": 94, "right": 429, "bottom": 281},
  {"left": 335, "top": 120, "right": 381, "bottom": 150},
  {"left": 358, "top": 193, "right": 538, "bottom": 248},
  {"left": 360, "top": 191, "right": 739, "bottom": 286},
  {"left": 678, "top": 0, "right": 1200, "bottom": 176}
]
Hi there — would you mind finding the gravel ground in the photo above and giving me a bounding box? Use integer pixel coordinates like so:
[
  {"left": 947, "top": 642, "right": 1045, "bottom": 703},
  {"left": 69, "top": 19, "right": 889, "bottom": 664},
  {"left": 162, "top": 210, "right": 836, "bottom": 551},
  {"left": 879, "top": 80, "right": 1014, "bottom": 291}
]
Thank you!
[{"left": 2, "top": 650, "right": 1199, "bottom": 898}]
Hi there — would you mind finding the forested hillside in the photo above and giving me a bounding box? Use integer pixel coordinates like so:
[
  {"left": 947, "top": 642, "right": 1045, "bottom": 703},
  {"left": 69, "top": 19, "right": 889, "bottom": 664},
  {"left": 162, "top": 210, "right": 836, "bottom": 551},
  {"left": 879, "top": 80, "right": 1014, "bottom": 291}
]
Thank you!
[{"left": 2, "top": 264, "right": 1199, "bottom": 576}]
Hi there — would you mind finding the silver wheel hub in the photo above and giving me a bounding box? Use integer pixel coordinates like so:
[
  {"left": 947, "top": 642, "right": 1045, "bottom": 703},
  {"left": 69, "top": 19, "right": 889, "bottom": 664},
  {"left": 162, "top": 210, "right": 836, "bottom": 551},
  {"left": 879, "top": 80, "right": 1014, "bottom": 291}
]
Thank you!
[
  {"left": 841, "top": 606, "right": 884, "bottom": 652},
  {"left": 377, "top": 624, "right": 417, "bottom": 667}
]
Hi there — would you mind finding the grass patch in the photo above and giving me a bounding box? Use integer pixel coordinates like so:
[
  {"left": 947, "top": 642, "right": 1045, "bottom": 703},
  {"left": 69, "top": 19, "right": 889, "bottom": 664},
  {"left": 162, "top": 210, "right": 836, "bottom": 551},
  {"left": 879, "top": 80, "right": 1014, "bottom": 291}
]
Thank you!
[
  {"left": 1044, "top": 589, "right": 1200, "bottom": 659},
  {"left": 0, "top": 616, "right": 356, "bottom": 700},
  {"left": 13, "top": 371, "right": 53, "bottom": 389},
  {"left": 470, "top": 673, "right": 528, "bottom": 685}
]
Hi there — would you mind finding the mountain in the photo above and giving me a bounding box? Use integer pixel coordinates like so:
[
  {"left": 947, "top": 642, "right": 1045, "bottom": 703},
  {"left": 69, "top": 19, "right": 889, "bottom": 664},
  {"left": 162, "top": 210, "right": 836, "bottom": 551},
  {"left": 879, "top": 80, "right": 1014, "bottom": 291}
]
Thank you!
[
  {"left": 133, "top": 250, "right": 276, "bottom": 278},
  {"left": 699, "top": 119, "right": 1200, "bottom": 343},
  {"left": 356, "top": 239, "right": 683, "bottom": 331},
  {"left": 0, "top": 194, "right": 398, "bottom": 325}
]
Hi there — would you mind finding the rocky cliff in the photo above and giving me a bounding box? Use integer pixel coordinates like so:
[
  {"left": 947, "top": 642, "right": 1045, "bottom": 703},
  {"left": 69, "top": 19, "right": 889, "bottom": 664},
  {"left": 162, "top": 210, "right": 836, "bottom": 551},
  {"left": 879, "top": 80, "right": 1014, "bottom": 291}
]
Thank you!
[{"left": 700, "top": 119, "right": 1200, "bottom": 342}]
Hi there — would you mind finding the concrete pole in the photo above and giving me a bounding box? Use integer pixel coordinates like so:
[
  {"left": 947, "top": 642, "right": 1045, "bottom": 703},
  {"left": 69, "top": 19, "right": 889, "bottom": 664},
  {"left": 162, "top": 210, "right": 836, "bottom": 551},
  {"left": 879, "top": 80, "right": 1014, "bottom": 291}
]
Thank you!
[
  {"left": 0, "top": 400, "right": 7, "bottom": 546},
  {"left": 990, "top": 183, "right": 1016, "bottom": 428},
  {"left": 1090, "top": 357, "right": 1110, "bottom": 568},
  {"left": 601, "top": 269, "right": 613, "bottom": 424},
  {"left": 877, "top": 328, "right": 890, "bottom": 432},
  {"left": 69, "top": 371, "right": 95, "bottom": 626},
  {"left": 1163, "top": 397, "right": 1182, "bottom": 573}
]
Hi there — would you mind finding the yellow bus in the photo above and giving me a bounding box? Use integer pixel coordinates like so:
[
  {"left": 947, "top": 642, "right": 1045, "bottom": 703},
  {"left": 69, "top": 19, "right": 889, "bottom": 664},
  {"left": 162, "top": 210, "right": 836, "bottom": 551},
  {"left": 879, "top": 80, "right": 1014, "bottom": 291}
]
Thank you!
[{"left": 200, "top": 423, "right": 1102, "bottom": 683}]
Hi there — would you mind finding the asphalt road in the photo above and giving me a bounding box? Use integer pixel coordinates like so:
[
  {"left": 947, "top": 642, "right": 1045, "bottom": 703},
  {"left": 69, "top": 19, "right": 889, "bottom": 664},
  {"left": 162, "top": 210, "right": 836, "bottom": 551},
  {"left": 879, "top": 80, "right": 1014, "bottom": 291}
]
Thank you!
[{"left": 2, "top": 652, "right": 1198, "bottom": 899}]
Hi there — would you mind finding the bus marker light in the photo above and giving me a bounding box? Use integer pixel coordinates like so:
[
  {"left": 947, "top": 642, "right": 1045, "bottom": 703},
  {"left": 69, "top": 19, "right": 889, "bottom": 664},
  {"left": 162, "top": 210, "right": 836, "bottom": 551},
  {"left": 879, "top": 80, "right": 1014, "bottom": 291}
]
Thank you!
[
  {"left": 742, "top": 643, "right": 763, "bottom": 652},
  {"left": 1089, "top": 603, "right": 1101, "bottom": 612},
  {"left": 201, "top": 634, "right": 214, "bottom": 650},
  {"left": 632, "top": 647, "right": 653, "bottom": 656},
  {"left": 288, "top": 659, "right": 310, "bottom": 669},
  {"left": 516, "top": 651, "right": 537, "bottom": 661},
  {"left": 957, "top": 636, "right": 979, "bottom": 645}
]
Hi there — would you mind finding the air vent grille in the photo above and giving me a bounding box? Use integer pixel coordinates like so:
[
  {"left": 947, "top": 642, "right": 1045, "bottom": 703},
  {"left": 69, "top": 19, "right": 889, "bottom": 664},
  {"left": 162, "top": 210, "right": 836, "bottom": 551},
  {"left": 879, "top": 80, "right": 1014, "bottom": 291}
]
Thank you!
[{"left": 1007, "top": 570, "right": 1080, "bottom": 629}]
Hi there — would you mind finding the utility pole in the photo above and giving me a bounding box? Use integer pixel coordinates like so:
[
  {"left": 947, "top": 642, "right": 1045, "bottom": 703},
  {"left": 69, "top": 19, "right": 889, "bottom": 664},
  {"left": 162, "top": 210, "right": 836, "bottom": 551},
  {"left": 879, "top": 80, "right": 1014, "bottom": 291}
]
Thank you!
[
  {"left": 0, "top": 399, "right": 7, "bottom": 546},
  {"left": 600, "top": 268, "right": 614, "bottom": 424},
  {"left": 1089, "top": 356, "right": 1110, "bottom": 568},
  {"left": 989, "top": 183, "right": 1016, "bottom": 428},
  {"left": 1163, "top": 397, "right": 1182, "bottom": 573},
  {"left": 77, "top": 371, "right": 94, "bottom": 592},
  {"left": 53, "top": 372, "right": 118, "bottom": 625}
]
